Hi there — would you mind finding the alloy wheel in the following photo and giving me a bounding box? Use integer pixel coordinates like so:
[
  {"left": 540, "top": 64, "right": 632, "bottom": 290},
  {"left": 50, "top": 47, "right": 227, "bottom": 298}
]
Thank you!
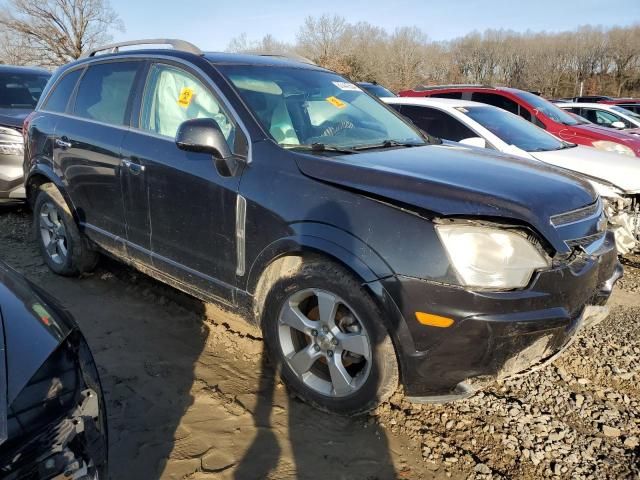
[
  {"left": 277, "top": 288, "right": 372, "bottom": 397},
  {"left": 39, "top": 201, "right": 68, "bottom": 265}
]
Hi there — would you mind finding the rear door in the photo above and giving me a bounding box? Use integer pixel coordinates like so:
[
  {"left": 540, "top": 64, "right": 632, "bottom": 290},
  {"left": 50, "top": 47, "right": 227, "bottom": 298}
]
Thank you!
[
  {"left": 121, "top": 61, "right": 246, "bottom": 304},
  {"left": 55, "top": 60, "right": 143, "bottom": 256}
]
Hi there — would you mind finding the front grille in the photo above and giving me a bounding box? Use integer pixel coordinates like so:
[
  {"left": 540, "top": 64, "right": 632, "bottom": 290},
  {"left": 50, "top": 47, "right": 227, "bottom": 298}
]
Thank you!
[{"left": 550, "top": 199, "right": 601, "bottom": 226}]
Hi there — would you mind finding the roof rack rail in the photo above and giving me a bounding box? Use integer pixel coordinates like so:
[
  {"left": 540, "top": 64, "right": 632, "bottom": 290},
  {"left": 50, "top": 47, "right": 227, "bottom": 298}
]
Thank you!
[
  {"left": 413, "top": 84, "right": 493, "bottom": 91},
  {"left": 251, "top": 51, "right": 316, "bottom": 65},
  {"left": 80, "top": 38, "right": 203, "bottom": 59}
]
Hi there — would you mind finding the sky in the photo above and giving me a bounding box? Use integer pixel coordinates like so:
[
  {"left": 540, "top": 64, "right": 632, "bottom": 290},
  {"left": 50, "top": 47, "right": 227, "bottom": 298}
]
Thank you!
[{"left": 108, "top": 0, "right": 640, "bottom": 50}]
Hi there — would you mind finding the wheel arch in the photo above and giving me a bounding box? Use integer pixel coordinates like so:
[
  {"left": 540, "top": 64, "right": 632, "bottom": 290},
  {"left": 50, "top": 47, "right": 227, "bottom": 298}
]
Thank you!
[
  {"left": 25, "top": 167, "right": 79, "bottom": 222},
  {"left": 248, "top": 236, "right": 414, "bottom": 395}
]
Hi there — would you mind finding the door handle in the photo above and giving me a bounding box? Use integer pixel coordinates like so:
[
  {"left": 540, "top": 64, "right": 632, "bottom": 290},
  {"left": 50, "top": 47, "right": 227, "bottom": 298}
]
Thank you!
[
  {"left": 122, "top": 158, "right": 145, "bottom": 174},
  {"left": 55, "top": 138, "right": 72, "bottom": 149}
]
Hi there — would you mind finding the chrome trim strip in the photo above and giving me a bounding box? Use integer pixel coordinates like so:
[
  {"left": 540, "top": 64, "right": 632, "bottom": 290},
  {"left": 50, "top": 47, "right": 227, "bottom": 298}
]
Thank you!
[
  {"left": 235, "top": 194, "right": 247, "bottom": 276},
  {"left": 550, "top": 198, "right": 602, "bottom": 227}
]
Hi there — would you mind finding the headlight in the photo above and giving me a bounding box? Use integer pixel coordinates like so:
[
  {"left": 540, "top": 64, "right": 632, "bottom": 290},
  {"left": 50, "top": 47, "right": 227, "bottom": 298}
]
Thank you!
[
  {"left": 436, "top": 224, "right": 551, "bottom": 289},
  {"left": 592, "top": 141, "right": 635, "bottom": 157},
  {"left": 0, "top": 126, "right": 23, "bottom": 155},
  {"left": 0, "top": 142, "right": 23, "bottom": 155}
]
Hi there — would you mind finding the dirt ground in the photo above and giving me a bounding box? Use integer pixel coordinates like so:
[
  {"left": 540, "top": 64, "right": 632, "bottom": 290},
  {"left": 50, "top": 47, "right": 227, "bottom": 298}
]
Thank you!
[{"left": 1, "top": 203, "right": 639, "bottom": 479}]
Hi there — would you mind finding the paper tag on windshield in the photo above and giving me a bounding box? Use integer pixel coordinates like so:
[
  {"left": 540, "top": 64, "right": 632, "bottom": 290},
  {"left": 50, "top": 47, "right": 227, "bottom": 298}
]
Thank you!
[
  {"left": 332, "top": 81, "right": 361, "bottom": 92},
  {"left": 326, "top": 96, "right": 347, "bottom": 109},
  {"left": 177, "top": 87, "right": 194, "bottom": 108}
]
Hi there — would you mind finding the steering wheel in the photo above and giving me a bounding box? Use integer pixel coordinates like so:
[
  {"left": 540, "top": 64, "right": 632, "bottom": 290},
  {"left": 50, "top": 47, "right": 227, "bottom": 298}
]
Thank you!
[{"left": 320, "top": 119, "right": 355, "bottom": 137}]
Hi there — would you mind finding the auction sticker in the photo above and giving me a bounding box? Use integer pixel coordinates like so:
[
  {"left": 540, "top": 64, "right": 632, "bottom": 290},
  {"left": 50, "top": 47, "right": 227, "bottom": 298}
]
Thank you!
[
  {"left": 332, "top": 81, "right": 361, "bottom": 92},
  {"left": 326, "top": 96, "right": 347, "bottom": 109},
  {"left": 178, "top": 87, "right": 194, "bottom": 108}
]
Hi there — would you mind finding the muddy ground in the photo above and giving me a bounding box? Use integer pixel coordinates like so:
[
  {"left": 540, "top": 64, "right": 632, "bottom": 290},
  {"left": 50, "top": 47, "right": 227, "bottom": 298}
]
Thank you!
[{"left": 0, "top": 204, "right": 638, "bottom": 479}]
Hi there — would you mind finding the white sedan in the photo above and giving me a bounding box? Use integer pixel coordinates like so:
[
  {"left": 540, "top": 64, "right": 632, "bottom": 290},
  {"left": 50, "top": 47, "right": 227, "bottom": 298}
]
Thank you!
[
  {"left": 555, "top": 102, "right": 640, "bottom": 132},
  {"left": 384, "top": 97, "right": 640, "bottom": 254}
]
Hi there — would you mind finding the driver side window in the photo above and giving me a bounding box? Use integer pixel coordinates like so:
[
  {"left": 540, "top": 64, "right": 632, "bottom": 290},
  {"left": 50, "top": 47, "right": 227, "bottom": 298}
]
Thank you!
[{"left": 141, "top": 64, "right": 235, "bottom": 146}]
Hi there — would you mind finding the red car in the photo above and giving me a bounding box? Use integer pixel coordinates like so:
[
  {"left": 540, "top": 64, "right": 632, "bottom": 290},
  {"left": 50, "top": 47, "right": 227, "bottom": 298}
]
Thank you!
[{"left": 400, "top": 85, "right": 640, "bottom": 157}]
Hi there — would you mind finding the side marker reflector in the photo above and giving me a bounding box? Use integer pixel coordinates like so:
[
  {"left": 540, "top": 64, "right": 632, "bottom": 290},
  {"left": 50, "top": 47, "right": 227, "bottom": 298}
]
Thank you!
[{"left": 415, "top": 312, "right": 454, "bottom": 328}]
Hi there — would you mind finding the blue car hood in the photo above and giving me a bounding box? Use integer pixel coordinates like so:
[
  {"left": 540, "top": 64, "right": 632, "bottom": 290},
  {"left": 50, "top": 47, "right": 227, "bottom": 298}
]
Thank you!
[{"left": 0, "top": 262, "right": 73, "bottom": 445}]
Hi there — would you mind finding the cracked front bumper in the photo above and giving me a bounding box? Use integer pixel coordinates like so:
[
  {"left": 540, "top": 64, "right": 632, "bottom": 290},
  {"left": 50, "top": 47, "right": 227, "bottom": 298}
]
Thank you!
[{"left": 380, "top": 231, "right": 622, "bottom": 400}]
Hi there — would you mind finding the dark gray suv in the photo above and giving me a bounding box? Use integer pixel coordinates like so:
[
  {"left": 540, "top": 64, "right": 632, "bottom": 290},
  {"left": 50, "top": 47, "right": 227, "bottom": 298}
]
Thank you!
[{"left": 23, "top": 39, "right": 621, "bottom": 415}]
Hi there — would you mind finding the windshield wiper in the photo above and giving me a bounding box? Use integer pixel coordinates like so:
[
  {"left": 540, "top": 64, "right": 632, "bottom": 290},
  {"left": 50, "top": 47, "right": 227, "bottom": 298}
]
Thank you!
[
  {"left": 351, "top": 139, "right": 426, "bottom": 151},
  {"left": 286, "top": 143, "right": 358, "bottom": 155}
]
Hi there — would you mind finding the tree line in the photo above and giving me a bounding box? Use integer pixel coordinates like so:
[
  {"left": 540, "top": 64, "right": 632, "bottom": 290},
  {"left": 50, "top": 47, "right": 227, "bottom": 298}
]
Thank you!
[
  {"left": 1, "top": 2, "right": 639, "bottom": 99},
  {"left": 228, "top": 15, "right": 640, "bottom": 98}
]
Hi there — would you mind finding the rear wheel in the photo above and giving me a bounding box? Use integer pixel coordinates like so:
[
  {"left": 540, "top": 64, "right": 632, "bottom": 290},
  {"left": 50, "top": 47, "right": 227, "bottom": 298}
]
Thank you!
[
  {"left": 261, "top": 258, "right": 399, "bottom": 415},
  {"left": 34, "top": 184, "right": 98, "bottom": 276}
]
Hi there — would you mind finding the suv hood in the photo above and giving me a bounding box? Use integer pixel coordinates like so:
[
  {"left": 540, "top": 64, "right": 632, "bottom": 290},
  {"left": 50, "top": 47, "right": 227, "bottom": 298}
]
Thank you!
[
  {"left": 0, "top": 108, "right": 30, "bottom": 130},
  {"left": 531, "top": 145, "right": 640, "bottom": 194},
  {"left": 294, "top": 143, "right": 596, "bottom": 251}
]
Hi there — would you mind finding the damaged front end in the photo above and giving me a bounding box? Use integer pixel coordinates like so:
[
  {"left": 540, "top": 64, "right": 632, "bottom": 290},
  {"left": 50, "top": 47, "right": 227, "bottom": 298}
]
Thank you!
[
  {"left": 0, "top": 262, "right": 107, "bottom": 479},
  {"left": 0, "top": 333, "right": 108, "bottom": 480},
  {"left": 605, "top": 193, "right": 640, "bottom": 255}
]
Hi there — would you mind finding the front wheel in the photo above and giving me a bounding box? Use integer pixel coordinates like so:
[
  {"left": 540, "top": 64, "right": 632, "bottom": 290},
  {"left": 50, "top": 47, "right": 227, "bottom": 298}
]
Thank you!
[{"left": 261, "top": 259, "right": 399, "bottom": 416}]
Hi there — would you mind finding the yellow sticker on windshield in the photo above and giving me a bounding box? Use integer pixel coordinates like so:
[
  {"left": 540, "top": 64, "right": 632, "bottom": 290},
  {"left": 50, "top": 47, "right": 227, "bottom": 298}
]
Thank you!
[
  {"left": 326, "top": 96, "right": 347, "bottom": 109},
  {"left": 178, "top": 87, "right": 194, "bottom": 108}
]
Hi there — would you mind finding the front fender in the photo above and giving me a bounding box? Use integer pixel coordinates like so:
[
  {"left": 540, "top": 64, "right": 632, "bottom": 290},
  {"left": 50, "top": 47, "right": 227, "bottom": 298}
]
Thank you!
[
  {"left": 245, "top": 222, "right": 394, "bottom": 295},
  {"left": 244, "top": 225, "right": 417, "bottom": 388}
]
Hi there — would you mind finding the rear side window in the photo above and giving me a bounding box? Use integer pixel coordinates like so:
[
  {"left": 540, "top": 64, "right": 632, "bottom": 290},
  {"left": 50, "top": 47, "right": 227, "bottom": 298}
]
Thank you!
[
  {"left": 619, "top": 104, "right": 640, "bottom": 115},
  {"left": 42, "top": 69, "right": 82, "bottom": 113},
  {"left": 400, "top": 105, "right": 476, "bottom": 141},
  {"left": 471, "top": 92, "right": 519, "bottom": 115},
  {"left": 73, "top": 62, "right": 139, "bottom": 126},
  {"left": 430, "top": 92, "right": 462, "bottom": 99}
]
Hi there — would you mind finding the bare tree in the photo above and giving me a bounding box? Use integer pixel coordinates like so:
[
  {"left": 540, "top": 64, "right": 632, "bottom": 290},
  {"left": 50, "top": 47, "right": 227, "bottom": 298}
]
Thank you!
[
  {"left": 384, "top": 27, "right": 428, "bottom": 90},
  {"left": 221, "top": 17, "right": 640, "bottom": 97},
  {"left": 0, "top": 0, "right": 123, "bottom": 67},
  {"left": 607, "top": 25, "right": 640, "bottom": 96},
  {"left": 296, "top": 14, "right": 351, "bottom": 66},
  {"left": 227, "top": 33, "right": 291, "bottom": 55}
]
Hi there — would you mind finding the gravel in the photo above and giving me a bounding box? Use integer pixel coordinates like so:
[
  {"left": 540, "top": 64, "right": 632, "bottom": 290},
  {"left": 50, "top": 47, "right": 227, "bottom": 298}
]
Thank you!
[{"left": 619, "top": 254, "right": 640, "bottom": 293}]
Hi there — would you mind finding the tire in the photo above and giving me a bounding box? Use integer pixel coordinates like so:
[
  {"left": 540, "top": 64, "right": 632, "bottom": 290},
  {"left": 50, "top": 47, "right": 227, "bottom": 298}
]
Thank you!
[
  {"left": 261, "top": 258, "right": 399, "bottom": 416},
  {"left": 33, "top": 183, "right": 98, "bottom": 276}
]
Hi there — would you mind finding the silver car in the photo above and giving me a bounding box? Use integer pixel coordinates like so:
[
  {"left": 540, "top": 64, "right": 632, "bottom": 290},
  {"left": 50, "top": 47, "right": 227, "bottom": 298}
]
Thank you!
[{"left": 0, "top": 65, "right": 50, "bottom": 200}]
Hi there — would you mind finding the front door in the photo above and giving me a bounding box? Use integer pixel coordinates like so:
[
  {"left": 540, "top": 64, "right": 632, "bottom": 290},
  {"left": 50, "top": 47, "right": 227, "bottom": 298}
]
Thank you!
[{"left": 121, "top": 62, "right": 245, "bottom": 303}]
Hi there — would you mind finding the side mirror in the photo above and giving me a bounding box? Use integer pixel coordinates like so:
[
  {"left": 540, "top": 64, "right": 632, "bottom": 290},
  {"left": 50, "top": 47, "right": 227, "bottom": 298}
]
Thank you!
[
  {"left": 459, "top": 137, "right": 487, "bottom": 149},
  {"left": 175, "top": 118, "right": 232, "bottom": 159},
  {"left": 611, "top": 121, "right": 626, "bottom": 130}
]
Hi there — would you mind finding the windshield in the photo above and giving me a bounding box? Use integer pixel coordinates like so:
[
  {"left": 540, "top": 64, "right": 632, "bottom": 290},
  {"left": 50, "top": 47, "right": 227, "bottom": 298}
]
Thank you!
[
  {"left": 462, "top": 105, "right": 566, "bottom": 152},
  {"left": 612, "top": 105, "right": 640, "bottom": 120},
  {"left": 513, "top": 90, "right": 584, "bottom": 125},
  {"left": 217, "top": 65, "right": 424, "bottom": 150},
  {"left": 360, "top": 84, "right": 397, "bottom": 98},
  {"left": 0, "top": 72, "right": 50, "bottom": 109}
]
